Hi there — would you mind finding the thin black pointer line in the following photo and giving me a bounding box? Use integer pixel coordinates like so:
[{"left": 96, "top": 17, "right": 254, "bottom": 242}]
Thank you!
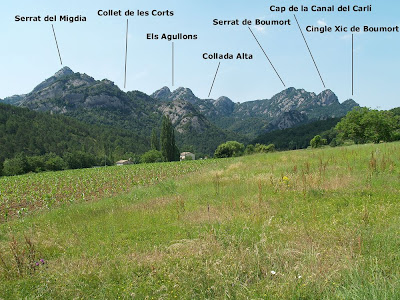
[
  {"left": 293, "top": 14, "right": 326, "bottom": 88},
  {"left": 208, "top": 62, "right": 221, "bottom": 98},
  {"left": 248, "top": 26, "right": 286, "bottom": 87},
  {"left": 51, "top": 24, "right": 63, "bottom": 65}
]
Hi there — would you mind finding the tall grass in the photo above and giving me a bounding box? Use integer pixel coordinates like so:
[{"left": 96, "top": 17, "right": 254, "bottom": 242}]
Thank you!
[{"left": 1, "top": 143, "right": 400, "bottom": 299}]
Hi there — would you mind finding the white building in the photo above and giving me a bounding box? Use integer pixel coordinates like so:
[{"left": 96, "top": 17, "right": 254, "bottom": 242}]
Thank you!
[
  {"left": 116, "top": 160, "right": 133, "bottom": 166},
  {"left": 180, "top": 152, "right": 195, "bottom": 161}
]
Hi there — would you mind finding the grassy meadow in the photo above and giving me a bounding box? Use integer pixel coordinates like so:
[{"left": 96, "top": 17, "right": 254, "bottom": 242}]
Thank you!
[{"left": 1, "top": 143, "right": 400, "bottom": 299}]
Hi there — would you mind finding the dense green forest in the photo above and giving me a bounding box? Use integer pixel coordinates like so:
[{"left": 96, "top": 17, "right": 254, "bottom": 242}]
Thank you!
[
  {"left": 0, "top": 103, "right": 150, "bottom": 173},
  {"left": 252, "top": 118, "right": 342, "bottom": 150},
  {"left": 3, "top": 99, "right": 400, "bottom": 177}
]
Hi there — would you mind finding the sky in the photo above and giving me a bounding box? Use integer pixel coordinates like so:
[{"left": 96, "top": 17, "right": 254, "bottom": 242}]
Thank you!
[{"left": 0, "top": 0, "right": 399, "bottom": 109}]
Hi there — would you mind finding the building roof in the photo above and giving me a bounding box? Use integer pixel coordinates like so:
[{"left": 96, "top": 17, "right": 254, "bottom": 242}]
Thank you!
[
  {"left": 180, "top": 152, "right": 194, "bottom": 156},
  {"left": 116, "top": 160, "right": 130, "bottom": 164}
]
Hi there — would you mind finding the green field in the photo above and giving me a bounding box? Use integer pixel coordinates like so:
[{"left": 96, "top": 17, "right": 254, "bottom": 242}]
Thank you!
[{"left": 1, "top": 143, "right": 400, "bottom": 299}]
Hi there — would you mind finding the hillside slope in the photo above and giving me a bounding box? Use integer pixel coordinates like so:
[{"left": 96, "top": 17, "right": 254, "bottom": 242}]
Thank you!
[
  {"left": 0, "top": 102, "right": 149, "bottom": 163},
  {"left": 1, "top": 68, "right": 242, "bottom": 155},
  {"left": 253, "top": 117, "right": 342, "bottom": 150},
  {"left": 152, "top": 86, "right": 359, "bottom": 138}
]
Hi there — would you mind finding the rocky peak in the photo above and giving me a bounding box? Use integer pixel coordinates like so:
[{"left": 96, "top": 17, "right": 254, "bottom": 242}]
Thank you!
[
  {"left": 341, "top": 99, "right": 359, "bottom": 109},
  {"left": 315, "top": 89, "right": 339, "bottom": 106},
  {"left": 271, "top": 87, "right": 304, "bottom": 101},
  {"left": 215, "top": 96, "right": 233, "bottom": 104},
  {"left": 101, "top": 79, "right": 115, "bottom": 86},
  {"left": 214, "top": 96, "right": 235, "bottom": 115},
  {"left": 151, "top": 86, "right": 171, "bottom": 100},
  {"left": 54, "top": 66, "right": 74, "bottom": 78},
  {"left": 172, "top": 87, "right": 195, "bottom": 97},
  {"left": 170, "top": 87, "right": 198, "bottom": 104}
]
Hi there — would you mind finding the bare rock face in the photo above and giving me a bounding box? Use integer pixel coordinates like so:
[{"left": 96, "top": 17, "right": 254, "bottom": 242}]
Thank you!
[
  {"left": 151, "top": 85, "right": 359, "bottom": 137},
  {"left": 1, "top": 67, "right": 360, "bottom": 155},
  {"left": 4, "top": 67, "right": 130, "bottom": 113},
  {"left": 159, "top": 99, "right": 210, "bottom": 134},
  {"left": 160, "top": 87, "right": 199, "bottom": 105},
  {"left": 265, "top": 110, "right": 308, "bottom": 132},
  {"left": 214, "top": 96, "right": 235, "bottom": 115},
  {"left": 54, "top": 66, "right": 74, "bottom": 78},
  {"left": 315, "top": 89, "right": 339, "bottom": 106},
  {"left": 151, "top": 86, "right": 171, "bottom": 100}
]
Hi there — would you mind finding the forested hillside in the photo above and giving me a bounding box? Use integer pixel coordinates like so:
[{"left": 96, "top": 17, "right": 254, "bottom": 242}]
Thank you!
[
  {"left": 253, "top": 118, "right": 342, "bottom": 150},
  {"left": 0, "top": 103, "right": 149, "bottom": 168}
]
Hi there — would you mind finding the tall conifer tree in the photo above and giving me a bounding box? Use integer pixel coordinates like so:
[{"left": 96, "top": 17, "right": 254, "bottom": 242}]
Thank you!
[
  {"left": 160, "top": 115, "right": 178, "bottom": 162},
  {"left": 151, "top": 128, "right": 159, "bottom": 150}
]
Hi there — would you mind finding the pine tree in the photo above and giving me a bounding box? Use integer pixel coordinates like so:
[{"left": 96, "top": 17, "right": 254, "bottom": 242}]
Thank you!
[
  {"left": 160, "top": 115, "right": 178, "bottom": 162},
  {"left": 151, "top": 128, "right": 159, "bottom": 150}
]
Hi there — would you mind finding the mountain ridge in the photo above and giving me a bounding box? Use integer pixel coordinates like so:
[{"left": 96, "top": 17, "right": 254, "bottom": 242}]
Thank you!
[
  {"left": 1, "top": 67, "right": 359, "bottom": 154},
  {"left": 151, "top": 85, "right": 359, "bottom": 137}
]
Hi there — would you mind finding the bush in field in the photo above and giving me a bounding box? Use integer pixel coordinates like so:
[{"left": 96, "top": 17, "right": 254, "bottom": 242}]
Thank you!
[
  {"left": 244, "top": 144, "right": 255, "bottom": 155},
  {"left": 141, "top": 150, "right": 164, "bottom": 163},
  {"left": 44, "top": 153, "right": 66, "bottom": 171},
  {"left": 336, "top": 107, "right": 398, "bottom": 144},
  {"left": 310, "top": 135, "right": 327, "bottom": 148},
  {"left": 244, "top": 144, "right": 275, "bottom": 155},
  {"left": 255, "top": 143, "right": 275, "bottom": 153},
  {"left": 2, "top": 154, "right": 30, "bottom": 176},
  {"left": 214, "top": 141, "right": 245, "bottom": 158},
  {"left": 63, "top": 151, "right": 96, "bottom": 169},
  {"left": 27, "top": 156, "right": 46, "bottom": 172}
]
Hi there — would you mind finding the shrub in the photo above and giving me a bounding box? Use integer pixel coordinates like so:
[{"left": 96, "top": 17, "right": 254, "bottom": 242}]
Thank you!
[
  {"left": 2, "top": 154, "right": 30, "bottom": 176},
  {"left": 244, "top": 144, "right": 255, "bottom": 155},
  {"left": 27, "top": 156, "right": 46, "bottom": 173},
  {"left": 255, "top": 143, "right": 275, "bottom": 153},
  {"left": 44, "top": 153, "right": 66, "bottom": 171},
  {"left": 141, "top": 150, "right": 164, "bottom": 164},
  {"left": 63, "top": 151, "right": 96, "bottom": 169},
  {"left": 310, "top": 135, "right": 327, "bottom": 148},
  {"left": 214, "top": 141, "right": 245, "bottom": 158},
  {"left": 335, "top": 107, "right": 398, "bottom": 144}
]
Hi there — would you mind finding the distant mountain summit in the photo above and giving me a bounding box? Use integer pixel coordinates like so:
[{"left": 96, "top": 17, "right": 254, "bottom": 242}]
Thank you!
[
  {"left": 151, "top": 86, "right": 171, "bottom": 100},
  {"left": 152, "top": 86, "right": 359, "bottom": 138},
  {"left": 1, "top": 67, "right": 359, "bottom": 154},
  {"left": 1, "top": 68, "right": 242, "bottom": 155}
]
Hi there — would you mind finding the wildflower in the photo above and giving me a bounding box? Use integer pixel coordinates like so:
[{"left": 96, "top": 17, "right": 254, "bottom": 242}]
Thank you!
[
  {"left": 282, "top": 176, "right": 290, "bottom": 187},
  {"left": 270, "top": 270, "right": 276, "bottom": 275},
  {"left": 40, "top": 259, "right": 45, "bottom": 264}
]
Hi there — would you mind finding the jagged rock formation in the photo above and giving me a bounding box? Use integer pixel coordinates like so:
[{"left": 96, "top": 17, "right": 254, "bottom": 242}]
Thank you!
[
  {"left": 1, "top": 68, "right": 242, "bottom": 155},
  {"left": 1, "top": 67, "right": 359, "bottom": 154},
  {"left": 152, "top": 86, "right": 359, "bottom": 137},
  {"left": 265, "top": 110, "right": 309, "bottom": 132}
]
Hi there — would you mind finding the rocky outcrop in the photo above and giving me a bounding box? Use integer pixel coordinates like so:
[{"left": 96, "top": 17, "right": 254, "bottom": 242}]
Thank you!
[
  {"left": 1, "top": 67, "right": 360, "bottom": 155},
  {"left": 265, "top": 110, "right": 308, "bottom": 132},
  {"left": 159, "top": 99, "right": 211, "bottom": 134},
  {"left": 152, "top": 86, "right": 359, "bottom": 136},
  {"left": 214, "top": 96, "right": 235, "bottom": 115},
  {"left": 151, "top": 86, "right": 171, "bottom": 100}
]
